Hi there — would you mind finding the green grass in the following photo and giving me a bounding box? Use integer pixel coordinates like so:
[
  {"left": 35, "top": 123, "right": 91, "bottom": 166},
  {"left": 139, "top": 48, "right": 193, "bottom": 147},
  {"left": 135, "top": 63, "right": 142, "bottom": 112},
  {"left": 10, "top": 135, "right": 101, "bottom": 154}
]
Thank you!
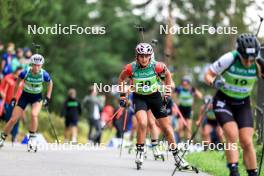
[{"left": 186, "top": 148, "right": 264, "bottom": 176}]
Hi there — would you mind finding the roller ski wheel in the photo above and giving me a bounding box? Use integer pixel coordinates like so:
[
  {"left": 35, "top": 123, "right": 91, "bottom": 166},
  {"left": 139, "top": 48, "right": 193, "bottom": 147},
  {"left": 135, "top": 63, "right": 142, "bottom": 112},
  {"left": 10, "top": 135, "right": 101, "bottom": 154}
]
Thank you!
[
  {"left": 136, "top": 161, "right": 142, "bottom": 170},
  {"left": 154, "top": 154, "right": 165, "bottom": 161},
  {"left": 0, "top": 133, "right": 7, "bottom": 148},
  {"left": 27, "top": 143, "right": 38, "bottom": 153},
  {"left": 135, "top": 148, "right": 144, "bottom": 170},
  {"left": 27, "top": 133, "right": 38, "bottom": 153},
  {"left": 176, "top": 165, "right": 199, "bottom": 174}
]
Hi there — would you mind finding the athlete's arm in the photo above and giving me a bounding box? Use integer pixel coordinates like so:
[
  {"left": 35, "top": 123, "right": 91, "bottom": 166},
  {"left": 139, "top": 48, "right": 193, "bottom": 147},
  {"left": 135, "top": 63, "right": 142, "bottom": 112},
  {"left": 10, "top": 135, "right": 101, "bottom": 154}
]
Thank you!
[
  {"left": 0, "top": 77, "right": 7, "bottom": 99},
  {"left": 13, "top": 78, "right": 22, "bottom": 99},
  {"left": 156, "top": 62, "right": 172, "bottom": 95},
  {"left": 205, "top": 52, "right": 234, "bottom": 86},
  {"left": 118, "top": 64, "right": 132, "bottom": 94},
  {"left": 46, "top": 80, "right": 53, "bottom": 99},
  {"left": 43, "top": 71, "right": 53, "bottom": 99},
  {"left": 194, "top": 88, "right": 203, "bottom": 99}
]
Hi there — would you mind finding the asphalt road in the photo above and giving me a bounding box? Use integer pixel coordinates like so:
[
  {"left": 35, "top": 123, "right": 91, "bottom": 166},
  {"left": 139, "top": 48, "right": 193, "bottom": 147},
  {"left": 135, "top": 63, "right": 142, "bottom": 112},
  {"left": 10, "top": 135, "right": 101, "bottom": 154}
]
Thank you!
[{"left": 0, "top": 143, "right": 211, "bottom": 176}]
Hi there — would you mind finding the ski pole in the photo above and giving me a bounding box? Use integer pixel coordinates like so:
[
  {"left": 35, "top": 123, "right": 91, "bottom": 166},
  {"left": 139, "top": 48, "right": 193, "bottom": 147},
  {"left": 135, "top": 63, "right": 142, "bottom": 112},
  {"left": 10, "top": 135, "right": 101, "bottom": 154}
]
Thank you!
[
  {"left": 102, "top": 107, "right": 124, "bottom": 128},
  {"left": 119, "top": 108, "right": 128, "bottom": 158},
  {"left": 135, "top": 25, "right": 145, "bottom": 42},
  {"left": 181, "top": 100, "right": 211, "bottom": 158},
  {"left": 258, "top": 103, "right": 264, "bottom": 176},
  {"left": 259, "top": 138, "right": 264, "bottom": 176},
  {"left": 32, "top": 43, "right": 41, "bottom": 54},
  {"left": 46, "top": 107, "right": 59, "bottom": 144},
  {"left": 171, "top": 100, "right": 211, "bottom": 175},
  {"left": 151, "top": 39, "right": 158, "bottom": 47},
  {"left": 256, "top": 15, "right": 263, "bottom": 37},
  {"left": 173, "top": 103, "right": 188, "bottom": 130}
]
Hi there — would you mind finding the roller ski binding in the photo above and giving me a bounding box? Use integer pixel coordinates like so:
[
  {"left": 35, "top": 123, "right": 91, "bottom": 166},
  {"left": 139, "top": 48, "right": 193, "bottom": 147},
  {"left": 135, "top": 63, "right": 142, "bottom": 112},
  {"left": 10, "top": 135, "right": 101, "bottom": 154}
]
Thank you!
[
  {"left": 171, "top": 149, "right": 199, "bottom": 175},
  {"left": 152, "top": 145, "right": 165, "bottom": 161},
  {"left": 27, "top": 133, "right": 38, "bottom": 152}
]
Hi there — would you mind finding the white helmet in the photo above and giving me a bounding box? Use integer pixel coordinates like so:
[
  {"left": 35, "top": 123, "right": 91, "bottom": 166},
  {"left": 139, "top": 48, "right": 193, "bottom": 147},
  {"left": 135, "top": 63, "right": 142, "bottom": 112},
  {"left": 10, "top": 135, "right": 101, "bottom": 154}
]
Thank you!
[
  {"left": 30, "top": 54, "right": 44, "bottom": 65},
  {"left": 135, "top": 43, "right": 153, "bottom": 55}
]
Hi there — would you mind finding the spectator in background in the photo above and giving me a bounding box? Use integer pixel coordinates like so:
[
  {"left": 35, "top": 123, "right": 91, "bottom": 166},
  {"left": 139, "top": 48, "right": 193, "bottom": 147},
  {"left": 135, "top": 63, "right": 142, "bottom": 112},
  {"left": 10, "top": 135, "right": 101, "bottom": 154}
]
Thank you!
[
  {"left": 11, "top": 49, "right": 21, "bottom": 72},
  {"left": 1, "top": 42, "right": 16, "bottom": 76},
  {"left": 174, "top": 75, "right": 203, "bottom": 140},
  {"left": 17, "top": 48, "right": 30, "bottom": 70},
  {"left": 100, "top": 104, "right": 114, "bottom": 128},
  {"left": 0, "top": 67, "right": 24, "bottom": 142},
  {"left": 83, "top": 86, "right": 103, "bottom": 144},
  {"left": 24, "top": 48, "right": 32, "bottom": 60},
  {"left": 61, "top": 88, "right": 81, "bottom": 144}
]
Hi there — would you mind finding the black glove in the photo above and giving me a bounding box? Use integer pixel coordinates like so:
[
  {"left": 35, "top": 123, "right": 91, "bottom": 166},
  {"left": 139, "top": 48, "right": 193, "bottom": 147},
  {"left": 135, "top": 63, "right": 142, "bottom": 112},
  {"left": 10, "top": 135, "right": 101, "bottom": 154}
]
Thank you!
[
  {"left": 43, "top": 97, "right": 50, "bottom": 108},
  {"left": 212, "top": 79, "right": 225, "bottom": 89},
  {"left": 119, "top": 93, "right": 128, "bottom": 107},
  {"left": 119, "top": 99, "right": 127, "bottom": 107},
  {"left": 10, "top": 98, "right": 17, "bottom": 107}
]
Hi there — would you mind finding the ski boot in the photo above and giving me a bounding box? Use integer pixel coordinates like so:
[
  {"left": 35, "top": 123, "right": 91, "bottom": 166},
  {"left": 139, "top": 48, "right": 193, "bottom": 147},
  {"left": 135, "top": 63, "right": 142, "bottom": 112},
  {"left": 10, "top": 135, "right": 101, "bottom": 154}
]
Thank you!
[
  {"left": 152, "top": 145, "right": 165, "bottom": 161},
  {"left": 27, "top": 133, "right": 38, "bottom": 152},
  {"left": 228, "top": 163, "right": 240, "bottom": 176},
  {"left": 172, "top": 148, "right": 199, "bottom": 174},
  {"left": 0, "top": 132, "right": 7, "bottom": 148},
  {"left": 230, "top": 170, "right": 240, "bottom": 176},
  {"left": 135, "top": 144, "right": 145, "bottom": 170},
  {"left": 247, "top": 169, "right": 257, "bottom": 176}
]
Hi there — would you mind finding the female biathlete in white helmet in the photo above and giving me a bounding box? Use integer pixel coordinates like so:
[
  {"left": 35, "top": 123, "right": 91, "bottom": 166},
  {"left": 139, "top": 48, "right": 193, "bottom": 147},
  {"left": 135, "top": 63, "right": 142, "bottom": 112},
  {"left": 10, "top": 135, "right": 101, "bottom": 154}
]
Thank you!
[
  {"left": 118, "top": 43, "right": 193, "bottom": 170},
  {"left": 205, "top": 33, "right": 264, "bottom": 176},
  {"left": 127, "top": 94, "right": 165, "bottom": 161},
  {"left": 0, "top": 54, "right": 53, "bottom": 152}
]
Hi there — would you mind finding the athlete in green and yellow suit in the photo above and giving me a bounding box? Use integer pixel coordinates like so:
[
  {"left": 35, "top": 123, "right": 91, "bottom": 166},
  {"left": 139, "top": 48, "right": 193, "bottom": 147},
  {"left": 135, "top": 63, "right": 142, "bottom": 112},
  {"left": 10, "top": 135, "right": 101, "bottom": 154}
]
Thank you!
[
  {"left": 118, "top": 43, "right": 190, "bottom": 170},
  {"left": 205, "top": 33, "right": 264, "bottom": 176}
]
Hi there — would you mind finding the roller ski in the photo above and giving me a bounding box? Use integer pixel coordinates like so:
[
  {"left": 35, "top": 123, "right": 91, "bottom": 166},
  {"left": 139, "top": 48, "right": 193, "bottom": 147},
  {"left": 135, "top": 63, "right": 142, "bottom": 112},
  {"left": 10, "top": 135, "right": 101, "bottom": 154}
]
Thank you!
[
  {"left": 135, "top": 144, "right": 145, "bottom": 170},
  {"left": 0, "top": 132, "right": 7, "bottom": 148},
  {"left": 27, "top": 133, "right": 38, "bottom": 152},
  {"left": 171, "top": 149, "right": 199, "bottom": 175},
  {"left": 152, "top": 145, "right": 165, "bottom": 161}
]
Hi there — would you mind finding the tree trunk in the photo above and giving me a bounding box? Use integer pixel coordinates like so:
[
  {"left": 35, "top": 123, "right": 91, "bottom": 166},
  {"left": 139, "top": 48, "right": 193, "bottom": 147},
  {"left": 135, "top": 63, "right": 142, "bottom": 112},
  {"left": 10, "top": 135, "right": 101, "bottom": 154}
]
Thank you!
[{"left": 164, "top": 2, "right": 173, "bottom": 66}]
